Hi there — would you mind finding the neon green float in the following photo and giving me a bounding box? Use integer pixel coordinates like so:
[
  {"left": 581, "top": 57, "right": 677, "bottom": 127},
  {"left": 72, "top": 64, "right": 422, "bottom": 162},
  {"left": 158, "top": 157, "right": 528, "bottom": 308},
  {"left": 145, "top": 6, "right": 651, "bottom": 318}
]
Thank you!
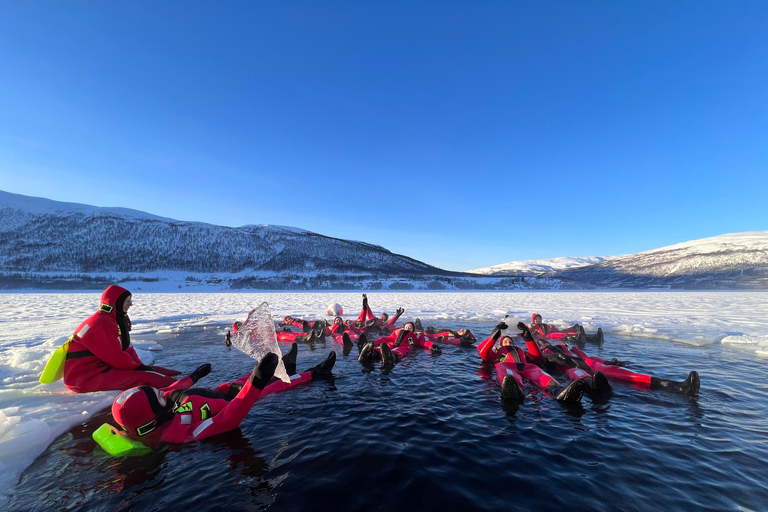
[
  {"left": 92, "top": 423, "right": 151, "bottom": 457},
  {"left": 39, "top": 339, "right": 70, "bottom": 384}
]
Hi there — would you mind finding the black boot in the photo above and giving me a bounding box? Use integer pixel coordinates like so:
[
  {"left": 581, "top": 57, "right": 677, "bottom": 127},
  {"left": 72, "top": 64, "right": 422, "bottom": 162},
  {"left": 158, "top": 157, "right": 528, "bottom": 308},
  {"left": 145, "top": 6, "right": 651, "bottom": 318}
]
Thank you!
[
  {"left": 225, "top": 331, "right": 232, "bottom": 347},
  {"left": 342, "top": 333, "right": 354, "bottom": 356},
  {"left": 302, "top": 320, "right": 311, "bottom": 333},
  {"left": 308, "top": 351, "right": 336, "bottom": 379},
  {"left": 501, "top": 375, "right": 525, "bottom": 402},
  {"left": 604, "top": 357, "right": 625, "bottom": 367},
  {"left": 358, "top": 342, "right": 375, "bottom": 366},
  {"left": 380, "top": 342, "right": 395, "bottom": 371},
  {"left": 430, "top": 344, "right": 442, "bottom": 355},
  {"left": 282, "top": 343, "right": 298, "bottom": 376},
  {"left": 249, "top": 353, "right": 278, "bottom": 390},
  {"left": 553, "top": 379, "right": 585, "bottom": 403},
  {"left": 312, "top": 321, "right": 324, "bottom": 337},
  {"left": 357, "top": 333, "right": 368, "bottom": 354},
  {"left": 651, "top": 371, "right": 700, "bottom": 396},
  {"left": 414, "top": 318, "right": 424, "bottom": 331},
  {"left": 584, "top": 371, "right": 612, "bottom": 396}
]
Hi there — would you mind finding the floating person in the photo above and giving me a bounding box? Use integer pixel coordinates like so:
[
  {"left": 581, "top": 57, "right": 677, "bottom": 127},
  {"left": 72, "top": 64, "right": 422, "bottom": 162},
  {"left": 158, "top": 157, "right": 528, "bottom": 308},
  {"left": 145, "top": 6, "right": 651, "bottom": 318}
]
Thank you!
[
  {"left": 529, "top": 313, "right": 604, "bottom": 345},
  {"left": 358, "top": 322, "right": 442, "bottom": 372},
  {"left": 477, "top": 321, "right": 590, "bottom": 403},
  {"left": 517, "top": 322, "right": 699, "bottom": 396},
  {"left": 357, "top": 294, "right": 404, "bottom": 333},
  {"left": 227, "top": 317, "right": 325, "bottom": 346},
  {"left": 413, "top": 318, "right": 477, "bottom": 347},
  {"left": 111, "top": 345, "right": 336, "bottom": 443},
  {"left": 61, "top": 285, "right": 182, "bottom": 393}
]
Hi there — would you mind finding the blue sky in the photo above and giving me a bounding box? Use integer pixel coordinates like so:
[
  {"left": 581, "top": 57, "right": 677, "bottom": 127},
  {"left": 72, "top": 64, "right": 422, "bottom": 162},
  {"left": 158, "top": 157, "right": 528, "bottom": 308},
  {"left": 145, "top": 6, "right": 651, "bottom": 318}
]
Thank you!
[{"left": 1, "top": 1, "right": 766, "bottom": 271}]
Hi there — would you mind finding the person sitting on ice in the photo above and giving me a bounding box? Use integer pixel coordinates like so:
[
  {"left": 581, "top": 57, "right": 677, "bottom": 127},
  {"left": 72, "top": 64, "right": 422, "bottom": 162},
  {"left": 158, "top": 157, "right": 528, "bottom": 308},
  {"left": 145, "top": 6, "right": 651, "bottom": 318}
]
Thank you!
[
  {"left": 111, "top": 344, "right": 336, "bottom": 443},
  {"left": 63, "top": 285, "right": 182, "bottom": 393},
  {"left": 517, "top": 322, "right": 699, "bottom": 396}
]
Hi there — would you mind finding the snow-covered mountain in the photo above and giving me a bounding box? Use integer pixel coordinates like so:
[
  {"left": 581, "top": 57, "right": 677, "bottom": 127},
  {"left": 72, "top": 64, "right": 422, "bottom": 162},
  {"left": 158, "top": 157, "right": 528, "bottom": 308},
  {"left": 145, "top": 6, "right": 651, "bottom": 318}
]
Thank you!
[
  {"left": 0, "top": 190, "right": 468, "bottom": 289},
  {"left": 550, "top": 232, "right": 768, "bottom": 289},
  {"left": 466, "top": 256, "right": 618, "bottom": 276}
]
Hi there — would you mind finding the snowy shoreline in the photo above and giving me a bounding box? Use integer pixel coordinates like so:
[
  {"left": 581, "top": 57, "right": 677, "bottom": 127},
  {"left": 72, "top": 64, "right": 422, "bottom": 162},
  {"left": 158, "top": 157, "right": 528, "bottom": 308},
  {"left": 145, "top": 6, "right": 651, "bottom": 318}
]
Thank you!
[{"left": 2, "top": 290, "right": 768, "bottom": 505}]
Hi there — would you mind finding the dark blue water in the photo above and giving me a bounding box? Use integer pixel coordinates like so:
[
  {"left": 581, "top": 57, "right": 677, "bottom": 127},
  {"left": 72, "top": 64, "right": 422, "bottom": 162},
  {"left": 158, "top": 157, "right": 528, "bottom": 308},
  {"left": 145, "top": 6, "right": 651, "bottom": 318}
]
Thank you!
[{"left": 6, "top": 323, "right": 768, "bottom": 512}]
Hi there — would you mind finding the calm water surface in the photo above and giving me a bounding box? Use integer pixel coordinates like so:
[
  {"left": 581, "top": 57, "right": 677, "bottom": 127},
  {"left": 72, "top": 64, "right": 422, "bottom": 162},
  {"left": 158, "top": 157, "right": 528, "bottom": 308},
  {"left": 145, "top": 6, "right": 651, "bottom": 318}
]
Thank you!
[{"left": 6, "top": 322, "right": 768, "bottom": 512}]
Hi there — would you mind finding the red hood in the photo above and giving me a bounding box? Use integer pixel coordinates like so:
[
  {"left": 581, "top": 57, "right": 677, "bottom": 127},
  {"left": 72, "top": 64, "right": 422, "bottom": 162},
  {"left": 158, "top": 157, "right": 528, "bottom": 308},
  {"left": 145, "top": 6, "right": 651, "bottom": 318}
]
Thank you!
[
  {"left": 100, "top": 285, "right": 131, "bottom": 318},
  {"left": 531, "top": 313, "right": 541, "bottom": 323}
]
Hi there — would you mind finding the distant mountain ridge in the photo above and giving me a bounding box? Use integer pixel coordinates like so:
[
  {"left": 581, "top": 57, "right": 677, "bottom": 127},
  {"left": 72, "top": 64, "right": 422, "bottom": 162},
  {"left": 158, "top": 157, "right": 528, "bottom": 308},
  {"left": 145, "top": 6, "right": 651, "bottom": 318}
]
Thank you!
[
  {"left": 466, "top": 256, "right": 619, "bottom": 276},
  {"left": 1, "top": 190, "right": 766, "bottom": 290},
  {"left": 0, "top": 190, "right": 472, "bottom": 290},
  {"left": 548, "top": 231, "right": 768, "bottom": 289}
]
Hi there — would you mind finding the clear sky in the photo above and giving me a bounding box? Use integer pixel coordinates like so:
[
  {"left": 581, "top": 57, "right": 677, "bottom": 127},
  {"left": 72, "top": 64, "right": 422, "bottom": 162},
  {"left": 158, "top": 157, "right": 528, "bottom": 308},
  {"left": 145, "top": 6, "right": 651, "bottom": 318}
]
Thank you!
[{"left": 1, "top": 1, "right": 766, "bottom": 271}]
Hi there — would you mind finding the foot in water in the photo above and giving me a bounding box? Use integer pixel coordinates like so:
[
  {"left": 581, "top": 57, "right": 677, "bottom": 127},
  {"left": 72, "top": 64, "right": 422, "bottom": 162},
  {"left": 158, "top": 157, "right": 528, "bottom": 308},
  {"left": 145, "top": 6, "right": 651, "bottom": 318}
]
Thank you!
[
  {"left": 650, "top": 371, "right": 700, "bottom": 396},
  {"left": 358, "top": 341, "right": 375, "bottom": 366},
  {"left": 585, "top": 371, "right": 611, "bottom": 396},
  {"left": 380, "top": 342, "right": 395, "bottom": 372},
  {"left": 357, "top": 333, "right": 368, "bottom": 355},
  {"left": 342, "top": 333, "right": 354, "bottom": 356},
  {"left": 501, "top": 375, "right": 525, "bottom": 402},
  {"left": 430, "top": 344, "right": 442, "bottom": 355},
  {"left": 282, "top": 343, "right": 298, "bottom": 375},
  {"left": 309, "top": 351, "right": 336, "bottom": 379},
  {"left": 554, "top": 379, "right": 585, "bottom": 403}
]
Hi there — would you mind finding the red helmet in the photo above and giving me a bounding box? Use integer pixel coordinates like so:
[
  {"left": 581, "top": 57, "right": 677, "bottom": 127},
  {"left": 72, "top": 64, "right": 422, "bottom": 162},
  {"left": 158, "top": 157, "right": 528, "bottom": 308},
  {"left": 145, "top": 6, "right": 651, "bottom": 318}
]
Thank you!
[{"left": 112, "top": 386, "right": 169, "bottom": 437}]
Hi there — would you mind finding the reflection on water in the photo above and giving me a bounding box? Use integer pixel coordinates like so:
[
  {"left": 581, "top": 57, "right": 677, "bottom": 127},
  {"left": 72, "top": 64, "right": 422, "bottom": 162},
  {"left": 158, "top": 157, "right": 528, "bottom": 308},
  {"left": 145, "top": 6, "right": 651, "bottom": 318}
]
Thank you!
[{"left": 7, "top": 324, "right": 768, "bottom": 512}]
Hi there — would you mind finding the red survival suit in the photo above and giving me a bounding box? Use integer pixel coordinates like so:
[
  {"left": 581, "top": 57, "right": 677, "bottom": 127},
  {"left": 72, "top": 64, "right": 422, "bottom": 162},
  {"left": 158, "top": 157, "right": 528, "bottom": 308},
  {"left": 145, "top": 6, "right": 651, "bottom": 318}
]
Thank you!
[
  {"left": 63, "top": 285, "right": 180, "bottom": 393},
  {"left": 114, "top": 365, "right": 313, "bottom": 443},
  {"left": 477, "top": 332, "right": 561, "bottom": 392},
  {"left": 529, "top": 313, "right": 580, "bottom": 340}
]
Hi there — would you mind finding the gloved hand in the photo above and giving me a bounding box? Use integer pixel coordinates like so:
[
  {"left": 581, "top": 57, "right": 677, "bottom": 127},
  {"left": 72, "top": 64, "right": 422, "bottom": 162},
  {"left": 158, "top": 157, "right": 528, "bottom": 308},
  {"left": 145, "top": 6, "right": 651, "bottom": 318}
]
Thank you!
[
  {"left": 135, "top": 364, "right": 154, "bottom": 372},
  {"left": 249, "top": 353, "right": 278, "bottom": 390},
  {"left": 396, "top": 307, "right": 404, "bottom": 317},
  {"left": 497, "top": 321, "right": 508, "bottom": 330},
  {"left": 189, "top": 363, "right": 212, "bottom": 384},
  {"left": 516, "top": 322, "right": 526, "bottom": 331}
]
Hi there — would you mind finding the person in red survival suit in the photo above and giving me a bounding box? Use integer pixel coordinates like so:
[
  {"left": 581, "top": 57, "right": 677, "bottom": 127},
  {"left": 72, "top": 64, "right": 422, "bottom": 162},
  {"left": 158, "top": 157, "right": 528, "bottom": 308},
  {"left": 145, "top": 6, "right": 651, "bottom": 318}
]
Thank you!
[
  {"left": 357, "top": 321, "right": 442, "bottom": 371},
  {"left": 516, "top": 322, "right": 699, "bottom": 396},
  {"left": 357, "top": 294, "right": 404, "bottom": 333},
  {"left": 476, "top": 321, "right": 588, "bottom": 403},
  {"left": 528, "top": 313, "right": 581, "bottom": 339},
  {"left": 112, "top": 346, "right": 336, "bottom": 443},
  {"left": 63, "top": 285, "right": 182, "bottom": 393}
]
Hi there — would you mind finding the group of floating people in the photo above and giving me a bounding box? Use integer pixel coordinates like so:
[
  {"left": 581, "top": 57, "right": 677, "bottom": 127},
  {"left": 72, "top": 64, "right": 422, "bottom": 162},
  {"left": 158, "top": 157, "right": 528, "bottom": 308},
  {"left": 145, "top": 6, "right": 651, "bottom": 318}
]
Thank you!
[{"left": 42, "top": 286, "right": 700, "bottom": 450}]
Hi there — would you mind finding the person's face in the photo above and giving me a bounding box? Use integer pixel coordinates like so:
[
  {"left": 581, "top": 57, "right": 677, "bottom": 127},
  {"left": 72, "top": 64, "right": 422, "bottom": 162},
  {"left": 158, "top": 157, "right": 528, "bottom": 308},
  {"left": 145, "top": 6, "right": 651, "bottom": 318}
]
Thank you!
[
  {"left": 379, "top": 313, "right": 388, "bottom": 322},
  {"left": 501, "top": 337, "right": 513, "bottom": 347},
  {"left": 334, "top": 317, "right": 343, "bottom": 326},
  {"left": 154, "top": 387, "right": 167, "bottom": 407},
  {"left": 458, "top": 329, "right": 469, "bottom": 337},
  {"left": 403, "top": 323, "right": 414, "bottom": 332},
  {"left": 534, "top": 316, "right": 542, "bottom": 325},
  {"left": 123, "top": 295, "right": 133, "bottom": 313}
]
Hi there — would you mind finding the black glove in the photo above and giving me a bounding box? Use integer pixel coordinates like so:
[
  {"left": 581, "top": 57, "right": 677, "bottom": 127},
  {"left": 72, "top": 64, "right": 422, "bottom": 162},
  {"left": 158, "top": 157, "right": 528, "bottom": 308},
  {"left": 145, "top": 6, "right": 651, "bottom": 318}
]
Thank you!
[
  {"left": 396, "top": 307, "right": 404, "bottom": 317},
  {"left": 135, "top": 364, "right": 154, "bottom": 372},
  {"left": 516, "top": 322, "right": 526, "bottom": 331},
  {"left": 497, "top": 322, "right": 508, "bottom": 330},
  {"left": 189, "top": 363, "right": 212, "bottom": 384},
  {"left": 249, "top": 353, "right": 278, "bottom": 390}
]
